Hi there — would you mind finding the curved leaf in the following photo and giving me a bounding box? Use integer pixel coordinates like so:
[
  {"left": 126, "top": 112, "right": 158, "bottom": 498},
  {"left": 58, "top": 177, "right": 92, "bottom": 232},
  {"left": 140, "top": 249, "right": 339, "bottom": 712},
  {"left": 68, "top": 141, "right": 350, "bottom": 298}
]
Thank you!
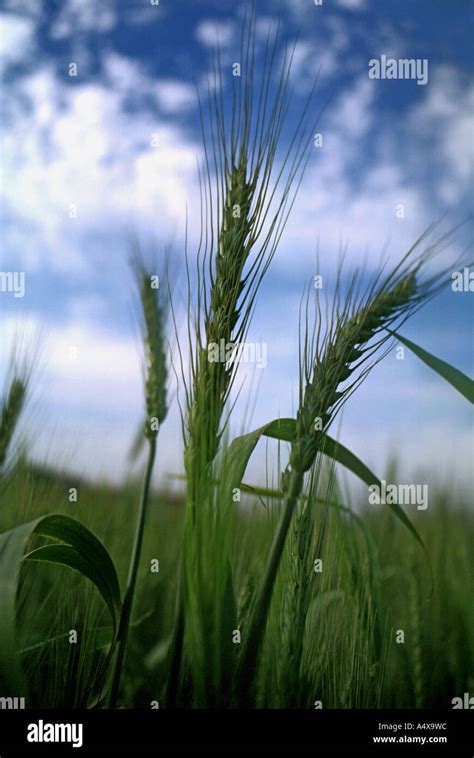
[
  {"left": 388, "top": 330, "right": 474, "bottom": 403},
  {"left": 0, "top": 514, "right": 120, "bottom": 696},
  {"left": 223, "top": 418, "right": 425, "bottom": 551},
  {"left": 221, "top": 418, "right": 295, "bottom": 500},
  {"left": 319, "top": 435, "right": 425, "bottom": 552}
]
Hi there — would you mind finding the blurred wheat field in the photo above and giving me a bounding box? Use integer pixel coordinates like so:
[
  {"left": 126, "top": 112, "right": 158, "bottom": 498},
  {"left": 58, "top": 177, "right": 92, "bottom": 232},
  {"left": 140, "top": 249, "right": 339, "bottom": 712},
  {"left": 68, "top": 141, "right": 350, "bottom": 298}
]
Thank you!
[{"left": 0, "top": 460, "right": 472, "bottom": 709}]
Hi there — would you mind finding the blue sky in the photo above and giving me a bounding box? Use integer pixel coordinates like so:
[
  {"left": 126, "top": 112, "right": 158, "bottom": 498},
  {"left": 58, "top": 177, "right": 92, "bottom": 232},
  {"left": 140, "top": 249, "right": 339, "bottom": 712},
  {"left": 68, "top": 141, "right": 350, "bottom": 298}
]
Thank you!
[{"left": 0, "top": 0, "right": 473, "bottom": 491}]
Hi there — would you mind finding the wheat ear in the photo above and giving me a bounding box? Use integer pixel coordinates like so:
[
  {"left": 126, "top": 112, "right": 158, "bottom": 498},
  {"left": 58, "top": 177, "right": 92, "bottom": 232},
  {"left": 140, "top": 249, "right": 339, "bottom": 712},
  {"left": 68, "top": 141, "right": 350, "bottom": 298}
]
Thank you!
[
  {"left": 238, "top": 247, "right": 448, "bottom": 702},
  {"left": 167, "top": 17, "right": 317, "bottom": 707}
]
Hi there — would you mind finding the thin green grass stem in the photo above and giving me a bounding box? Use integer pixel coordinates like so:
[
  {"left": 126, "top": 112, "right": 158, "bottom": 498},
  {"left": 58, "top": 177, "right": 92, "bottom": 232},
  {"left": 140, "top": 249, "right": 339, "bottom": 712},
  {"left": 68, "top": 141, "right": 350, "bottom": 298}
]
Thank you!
[{"left": 108, "top": 435, "right": 157, "bottom": 707}]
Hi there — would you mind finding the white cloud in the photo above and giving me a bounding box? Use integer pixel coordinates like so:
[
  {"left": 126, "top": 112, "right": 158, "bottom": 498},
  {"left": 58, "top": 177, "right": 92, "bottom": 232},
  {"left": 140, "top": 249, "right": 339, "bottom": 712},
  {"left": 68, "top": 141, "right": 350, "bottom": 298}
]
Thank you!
[
  {"left": 0, "top": 12, "right": 35, "bottom": 66},
  {"left": 102, "top": 51, "right": 145, "bottom": 93},
  {"left": 335, "top": 0, "right": 367, "bottom": 9},
  {"left": 289, "top": 40, "right": 336, "bottom": 87},
  {"left": 407, "top": 65, "right": 474, "bottom": 204},
  {"left": 271, "top": 65, "right": 470, "bottom": 279},
  {"left": 1, "top": 314, "right": 140, "bottom": 413},
  {"left": 1, "top": 62, "right": 202, "bottom": 273},
  {"left": 195, "top": 19, "right": 236, "bottom": 48},
  {"left": 330, "top": 74, "right": 374, "bottom": 138},
  {"left": 274, "top": 72, "right": 430, "bottom": 273},
  {"left": 50, "top": 0, "right": 117, "bottom": 39},
  {"left": 46, "top": 323, "right": 140, "bottom": 410},
  {"left": 282, "top": 25, "right": 351, "bottom": 87},
  {"left": 154, "top": 80, "right": 196, "bottom": 113},
  {"left": 104, "top": 52, "right": 196, "bottom": 113},
  {"left": 2, "top": 1, "right": 44, "bottom": 19}
]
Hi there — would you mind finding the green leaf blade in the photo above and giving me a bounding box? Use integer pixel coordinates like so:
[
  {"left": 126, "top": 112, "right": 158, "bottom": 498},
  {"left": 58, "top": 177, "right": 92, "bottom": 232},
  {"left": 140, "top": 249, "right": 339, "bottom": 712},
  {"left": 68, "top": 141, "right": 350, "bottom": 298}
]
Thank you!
[
  {"left": 223, "top": 416, "right": 425, "bottom": 552},
  {"left": 389, "top": 330, "right": 474, "bottom": 403},
  {"left": 0, "top": 514, "right": 120, "bottom": 697},
  {"left": 320, "top": 434, "right": 425, "bottom": 551}
]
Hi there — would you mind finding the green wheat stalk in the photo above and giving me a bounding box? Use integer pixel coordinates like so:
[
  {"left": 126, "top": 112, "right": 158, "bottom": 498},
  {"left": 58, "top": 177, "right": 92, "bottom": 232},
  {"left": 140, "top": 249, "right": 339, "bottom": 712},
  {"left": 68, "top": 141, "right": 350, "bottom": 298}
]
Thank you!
[
  {"left": 0, "top": 378, "right": 27, "bottom": 472},
  {"left": 281, "top": 461, "right": 333, "bottom": 706},
  {"left": 166, "top": 17, "right": 317, "bottom": 707},
  {"left": 108, "top": 260, "right": 168, "bottom": 708},
  {"left": 237, "top": 239, "right": 451, "bottom": 703},
  {"left": 0, "top": 344, "right": 33, "bottom": 485}
]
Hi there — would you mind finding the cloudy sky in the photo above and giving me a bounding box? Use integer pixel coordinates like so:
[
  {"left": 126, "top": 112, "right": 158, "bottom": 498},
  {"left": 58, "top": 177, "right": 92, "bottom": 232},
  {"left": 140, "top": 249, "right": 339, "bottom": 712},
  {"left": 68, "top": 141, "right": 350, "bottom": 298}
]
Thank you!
[{"left": 1, "top": 0, "right": 472, "bottom": 492}]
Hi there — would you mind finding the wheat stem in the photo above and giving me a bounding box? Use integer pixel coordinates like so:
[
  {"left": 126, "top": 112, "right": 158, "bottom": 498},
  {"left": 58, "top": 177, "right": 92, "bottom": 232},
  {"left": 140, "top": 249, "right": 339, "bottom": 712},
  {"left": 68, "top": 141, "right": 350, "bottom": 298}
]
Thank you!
[
  {"left": 109, "top": 258, "right": 168, "bottom": 707},
  {"left": 168, "top": 18, "right": 316, "bottom": 707},
  {"left": 238, "top": 271, "right": 425, "bottom": 703},
  {"left": 238, "top": 467, "right": 304, "bottom": 703},
  {"left": 108, "top": 435, "right": 157, "bottom": 707},
  {"left": 0, "top": 378, "right": 27, "bottom": 473}
]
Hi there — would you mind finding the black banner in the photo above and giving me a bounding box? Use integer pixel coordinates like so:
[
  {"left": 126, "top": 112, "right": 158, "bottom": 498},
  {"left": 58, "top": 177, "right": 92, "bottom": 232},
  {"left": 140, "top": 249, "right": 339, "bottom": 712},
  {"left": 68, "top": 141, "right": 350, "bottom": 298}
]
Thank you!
[{"left": 0, "top": 709, "right": 472, "bottom": 754}]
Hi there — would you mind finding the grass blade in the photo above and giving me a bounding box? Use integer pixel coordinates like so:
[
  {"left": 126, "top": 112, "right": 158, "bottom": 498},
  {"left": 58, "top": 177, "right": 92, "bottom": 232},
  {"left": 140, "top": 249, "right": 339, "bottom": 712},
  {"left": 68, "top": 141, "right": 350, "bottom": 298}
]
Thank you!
[
  {"left": 319, "top": 435, "right": 425, "bottom": 552},
  {"left": 388, "top": 330, "right": 474, "bottom": 403},
  {"left": 0, "top": 514, "right": 121, "bottom": 696},
  {"left": 224, "top": 418, "right": 425, "bottom": 551}
]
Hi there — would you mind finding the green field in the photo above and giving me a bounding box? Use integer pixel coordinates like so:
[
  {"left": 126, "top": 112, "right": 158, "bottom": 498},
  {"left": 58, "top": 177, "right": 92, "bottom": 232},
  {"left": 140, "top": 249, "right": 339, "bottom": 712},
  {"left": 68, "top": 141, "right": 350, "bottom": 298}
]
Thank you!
[{"left": 0, "top": 458, "right": 472, "bottom": 709}]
